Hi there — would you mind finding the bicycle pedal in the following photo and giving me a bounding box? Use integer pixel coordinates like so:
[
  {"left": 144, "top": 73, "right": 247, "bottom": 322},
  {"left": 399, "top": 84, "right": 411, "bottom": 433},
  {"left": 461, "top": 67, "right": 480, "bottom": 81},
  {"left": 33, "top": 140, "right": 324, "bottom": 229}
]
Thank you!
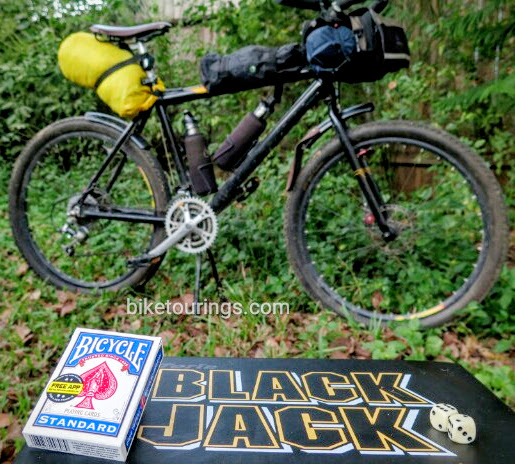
[{"left": 235, "top": 177, "right": 260, "bottom": 203}]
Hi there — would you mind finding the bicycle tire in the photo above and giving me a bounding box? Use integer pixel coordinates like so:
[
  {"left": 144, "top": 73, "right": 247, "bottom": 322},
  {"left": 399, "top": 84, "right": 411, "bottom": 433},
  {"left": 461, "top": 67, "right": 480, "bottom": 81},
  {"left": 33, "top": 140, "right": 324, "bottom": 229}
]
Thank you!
[
  {"left": 285, "top": 121, "right": 509, "bottom": 327},
  {"left": 9, "top": 116, "right": 171, "bottom": 292}
]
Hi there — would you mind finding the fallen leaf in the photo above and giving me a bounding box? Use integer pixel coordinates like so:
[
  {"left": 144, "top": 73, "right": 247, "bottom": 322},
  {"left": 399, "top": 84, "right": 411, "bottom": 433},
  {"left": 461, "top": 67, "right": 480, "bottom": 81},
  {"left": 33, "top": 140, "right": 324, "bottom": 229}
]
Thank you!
[
  {"left": 382, "top": 328, "right": 398, "bottom": 342},
  {"left": 14, "top": 324, "right": 32, "bottom": 343},
  {"left": 5, "top": 388, "right": 18, "bottom": 403},
  {"left": 15, "top": 262, "right": 28, "bottom": 277},
  {"left": 214, "top": 346, "right": 227, "bottom": 357},
  {"left": 182, "top": 293, "right": 194, "bottom": 306},
  {"left": 103, "top": 304, "right": 127, "bottom": 322},
  {"left": 443, "top": 332, "right": 459, "bottom": 346},
  {"left": 248, "top": 342, "right": 264, "bottom": 358},
  {"left": 28, "top": 289, "right": 41, "bottom": 301},
  {"left": 372, "top": 291, "right": 384, "bottom": 310},
  {"left": 53, "top": 291, "right": 78, "bottom": 317},
  {"left": 252, "top": 347, "right": 265, "bottom": 358},
  {"left": 167, "top": 293, "right": 194, "bottom": 316},
  {"left": 187, "top": 326, "right": 204, "bottom": 337},
  {"left": 7, "top": 420, "right": 22, "bottom": 440},
  {"left": 330, "top": 351, "right": 349, "bottom": 359},
  {"left": 355, "top": 345, "right": 372, "bottom": 359},
  {"left": 0, "top": 308, "right": 12, "bottom": 329},
  {"left": 330, "top": 336, "right": 356, "bottom": 355},
  {"left": 0, "top": 413, "right": 10, "bottom": 428},
  {"left": 57, "top": 290, "right": 77, "bottom": 304},
  {"left": 59, "top": 300, "right": 77, "bottom": 317},
  {"left": 265, "top": 338, "right": 279, "bottom": 349},
  {"left": 131, "top": 319, "right": 142, "bottom": 330},
  {"left": 159, "top": 330, "right": 177, "bottom": 343}
]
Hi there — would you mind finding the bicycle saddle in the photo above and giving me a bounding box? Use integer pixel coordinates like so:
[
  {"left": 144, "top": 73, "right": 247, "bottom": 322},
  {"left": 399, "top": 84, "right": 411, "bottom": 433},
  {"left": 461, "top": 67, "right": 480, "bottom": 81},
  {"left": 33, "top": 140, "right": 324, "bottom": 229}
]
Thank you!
[{"left": 90, "top": 21, "right": 172, "bottom": 42}]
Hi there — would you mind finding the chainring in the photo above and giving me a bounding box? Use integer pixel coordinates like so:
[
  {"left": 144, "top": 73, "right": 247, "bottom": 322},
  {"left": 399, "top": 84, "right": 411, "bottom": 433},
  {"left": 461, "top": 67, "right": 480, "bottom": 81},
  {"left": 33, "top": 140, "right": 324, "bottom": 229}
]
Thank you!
[{"left": 165, "top": 196, "right": 218, "bottom": 254}]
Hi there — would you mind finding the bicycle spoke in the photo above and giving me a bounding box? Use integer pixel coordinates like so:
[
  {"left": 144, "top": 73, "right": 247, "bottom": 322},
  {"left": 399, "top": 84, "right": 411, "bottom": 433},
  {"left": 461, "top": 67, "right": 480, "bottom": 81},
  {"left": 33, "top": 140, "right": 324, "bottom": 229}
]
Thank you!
[
  {"left": 21, "top": 128, "right": 163, "bottom": 287},
  {"left": 300, "top": 138, "right": 485, "bottom": 318}
]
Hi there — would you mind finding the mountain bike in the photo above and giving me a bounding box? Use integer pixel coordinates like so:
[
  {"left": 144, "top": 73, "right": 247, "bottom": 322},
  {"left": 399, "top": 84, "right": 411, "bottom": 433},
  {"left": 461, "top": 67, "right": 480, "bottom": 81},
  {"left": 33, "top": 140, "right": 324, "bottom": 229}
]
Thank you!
[{"left": 9, "top": 0, "right": 509, "bottom": 327}]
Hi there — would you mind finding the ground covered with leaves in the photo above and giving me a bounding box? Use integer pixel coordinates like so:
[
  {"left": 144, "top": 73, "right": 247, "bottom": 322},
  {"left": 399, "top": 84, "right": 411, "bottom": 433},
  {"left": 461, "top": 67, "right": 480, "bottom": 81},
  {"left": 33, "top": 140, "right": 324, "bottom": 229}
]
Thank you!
[{"left": 1, "top": 159, "right": 514, "bottom": 463}]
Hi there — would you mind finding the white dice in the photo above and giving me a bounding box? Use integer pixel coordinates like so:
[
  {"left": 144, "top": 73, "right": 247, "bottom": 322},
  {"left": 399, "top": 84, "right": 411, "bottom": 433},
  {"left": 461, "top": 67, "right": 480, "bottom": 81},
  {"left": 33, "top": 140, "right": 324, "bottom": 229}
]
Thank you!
[
  {"left": 448, "top": 413, "right": 476, "bottom": 444},
  {"left": 430, "top": 403, "right": 458, "bottom": 432}
]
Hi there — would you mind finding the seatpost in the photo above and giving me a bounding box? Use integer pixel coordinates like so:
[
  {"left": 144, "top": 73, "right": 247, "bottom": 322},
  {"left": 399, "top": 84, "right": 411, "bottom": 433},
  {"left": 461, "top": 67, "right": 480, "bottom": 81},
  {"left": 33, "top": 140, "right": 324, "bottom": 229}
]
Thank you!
[{"left": 134, "top": 41, "right": 157, "bottom": 84}]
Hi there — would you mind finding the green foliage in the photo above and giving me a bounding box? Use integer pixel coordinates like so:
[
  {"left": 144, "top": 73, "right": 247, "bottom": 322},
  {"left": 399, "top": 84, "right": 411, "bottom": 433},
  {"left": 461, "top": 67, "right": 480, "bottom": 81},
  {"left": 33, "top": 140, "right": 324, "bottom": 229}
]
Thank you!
[
  {"left": 458, "top": 267, "right": 515, "bottom": 338},
  {"left": 0, "top": 0, "right": 141, "bottom": 161},
  {"left": 0, "top": 4, "right": 513, "bottom": 449},
  {"left": 469, "top": 364, "right": 515, "bottom": 406}
]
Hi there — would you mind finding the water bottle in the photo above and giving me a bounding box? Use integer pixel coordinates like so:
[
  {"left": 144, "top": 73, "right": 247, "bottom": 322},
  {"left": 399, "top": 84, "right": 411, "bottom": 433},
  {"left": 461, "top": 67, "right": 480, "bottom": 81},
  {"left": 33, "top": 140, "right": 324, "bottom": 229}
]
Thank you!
[{"left": 183, "top": 112, "right": 217, "bottom": 196}]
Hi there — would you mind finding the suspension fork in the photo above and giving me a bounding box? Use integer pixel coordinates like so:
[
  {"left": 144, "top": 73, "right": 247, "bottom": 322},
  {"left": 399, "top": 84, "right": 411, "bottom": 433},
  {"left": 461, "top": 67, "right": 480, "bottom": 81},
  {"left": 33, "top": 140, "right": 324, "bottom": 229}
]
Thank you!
[{"left": 327, "top": 91, "right": 397, "bottom": 241}]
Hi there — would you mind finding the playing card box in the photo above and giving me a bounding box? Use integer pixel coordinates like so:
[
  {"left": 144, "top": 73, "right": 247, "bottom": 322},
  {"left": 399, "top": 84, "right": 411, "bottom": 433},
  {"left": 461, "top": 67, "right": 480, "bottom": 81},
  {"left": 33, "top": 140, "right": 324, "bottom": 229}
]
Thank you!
[{"left": 22, "top": 328, "right": 163, "bottom": 462}]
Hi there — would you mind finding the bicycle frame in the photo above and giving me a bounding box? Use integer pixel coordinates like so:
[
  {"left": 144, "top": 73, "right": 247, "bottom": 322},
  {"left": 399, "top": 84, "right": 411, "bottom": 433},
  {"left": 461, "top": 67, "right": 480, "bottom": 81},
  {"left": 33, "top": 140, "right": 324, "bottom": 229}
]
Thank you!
[{"left": 80, "top": 78, "right": 396, "bottom": 238}]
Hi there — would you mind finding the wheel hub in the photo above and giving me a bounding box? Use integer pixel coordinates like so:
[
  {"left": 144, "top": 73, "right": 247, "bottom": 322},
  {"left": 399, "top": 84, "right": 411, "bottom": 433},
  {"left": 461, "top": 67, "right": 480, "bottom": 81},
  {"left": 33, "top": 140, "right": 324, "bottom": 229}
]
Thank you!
[{"left": 366, "top": 205, "right": 416, "bottom": 255}]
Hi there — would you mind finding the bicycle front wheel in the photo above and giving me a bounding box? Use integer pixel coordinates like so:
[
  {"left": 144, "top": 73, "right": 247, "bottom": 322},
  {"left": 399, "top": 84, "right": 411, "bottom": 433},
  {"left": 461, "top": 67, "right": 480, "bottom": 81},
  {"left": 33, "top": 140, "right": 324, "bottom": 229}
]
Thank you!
[
  {"left": 9, "top": 117, "right": 170, "bottom": 292},
  {"left": 285, "top": 121, "right": 509, "bottom": 327}
]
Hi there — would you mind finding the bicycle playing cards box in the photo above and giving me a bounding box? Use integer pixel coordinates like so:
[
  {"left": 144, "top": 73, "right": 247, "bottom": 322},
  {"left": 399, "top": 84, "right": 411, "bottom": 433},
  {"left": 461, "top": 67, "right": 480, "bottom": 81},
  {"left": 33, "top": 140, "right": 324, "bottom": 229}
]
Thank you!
[{"left": 22, "top": 328, "right": 163, "bottom": 461}]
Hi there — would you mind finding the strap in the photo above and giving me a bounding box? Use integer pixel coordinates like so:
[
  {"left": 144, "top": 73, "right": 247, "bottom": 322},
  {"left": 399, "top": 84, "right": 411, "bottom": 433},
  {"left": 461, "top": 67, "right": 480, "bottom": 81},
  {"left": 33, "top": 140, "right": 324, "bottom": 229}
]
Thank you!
[
  {"left": 350, "top": 16, "right": 367, "bottom": 52},
  {"left": 93, "top": 55, "right": 142, "bottom": 90}
]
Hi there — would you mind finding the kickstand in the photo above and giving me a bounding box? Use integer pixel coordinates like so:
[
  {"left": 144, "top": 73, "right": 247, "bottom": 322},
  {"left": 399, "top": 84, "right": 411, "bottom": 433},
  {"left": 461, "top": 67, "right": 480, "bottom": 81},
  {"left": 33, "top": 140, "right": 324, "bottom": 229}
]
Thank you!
[
  {"left": 193, "top": 250, "right": 225, "bottom": 315},
  {"left": 206, "top": 249, "right": 224, "bottom": 298},
  {"left": 194, "top": 253, "right": 203, "bottom": 315}
]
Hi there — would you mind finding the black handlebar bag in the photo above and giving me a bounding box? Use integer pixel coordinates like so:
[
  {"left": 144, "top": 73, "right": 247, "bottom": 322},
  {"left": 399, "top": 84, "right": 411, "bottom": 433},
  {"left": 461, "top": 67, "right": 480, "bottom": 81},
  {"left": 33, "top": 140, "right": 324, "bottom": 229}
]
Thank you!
[{"left": 304, "top": 7, "right": 410, "bottom": 83}]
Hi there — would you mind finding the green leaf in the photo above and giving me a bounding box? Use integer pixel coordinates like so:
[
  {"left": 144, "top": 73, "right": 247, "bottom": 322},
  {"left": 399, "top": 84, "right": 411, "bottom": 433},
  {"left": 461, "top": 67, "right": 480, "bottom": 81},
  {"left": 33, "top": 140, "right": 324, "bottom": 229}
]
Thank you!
[
  {"left": 425, "top": 335, "right": 444, "bottom": 357},
  {"left": 493, "top": 339, "right": 513, "bottom": 354}
]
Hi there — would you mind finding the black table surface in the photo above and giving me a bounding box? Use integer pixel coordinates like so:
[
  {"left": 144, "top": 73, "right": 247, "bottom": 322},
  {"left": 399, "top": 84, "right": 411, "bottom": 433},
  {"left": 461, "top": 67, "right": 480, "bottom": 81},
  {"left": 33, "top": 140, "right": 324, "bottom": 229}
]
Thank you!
[{"left": 16, "top": 357, "right": 515, "bottom": 464}]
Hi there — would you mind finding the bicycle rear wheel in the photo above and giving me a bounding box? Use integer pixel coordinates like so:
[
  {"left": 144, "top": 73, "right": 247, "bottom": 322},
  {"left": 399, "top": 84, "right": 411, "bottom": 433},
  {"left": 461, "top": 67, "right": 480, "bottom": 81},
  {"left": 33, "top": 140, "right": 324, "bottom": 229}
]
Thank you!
[
  {"left": 9, "top": 117, "right": 170, "bottom": 291},
  {"left": 285, "top": 121, "right": 509, "bottom": 327}
]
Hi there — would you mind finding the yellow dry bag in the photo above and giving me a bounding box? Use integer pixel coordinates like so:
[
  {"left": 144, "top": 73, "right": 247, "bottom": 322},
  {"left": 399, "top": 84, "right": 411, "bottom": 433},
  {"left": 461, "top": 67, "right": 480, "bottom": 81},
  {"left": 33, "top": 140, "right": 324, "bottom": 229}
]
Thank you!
[{"left": 58, "top": 32, "right": 164, "bottom": 119}]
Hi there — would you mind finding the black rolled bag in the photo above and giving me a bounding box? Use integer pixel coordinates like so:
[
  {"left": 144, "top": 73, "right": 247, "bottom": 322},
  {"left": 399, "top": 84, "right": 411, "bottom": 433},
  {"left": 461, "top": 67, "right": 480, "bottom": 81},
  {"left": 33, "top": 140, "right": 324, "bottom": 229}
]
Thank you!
[{"left": 200, "top": 43, "right": 311, "bottom": 95}]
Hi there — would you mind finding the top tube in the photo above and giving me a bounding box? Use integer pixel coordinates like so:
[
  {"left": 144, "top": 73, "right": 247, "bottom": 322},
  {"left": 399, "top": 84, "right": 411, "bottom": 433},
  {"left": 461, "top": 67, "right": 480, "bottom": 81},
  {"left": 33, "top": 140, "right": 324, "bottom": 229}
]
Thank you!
[{"left": 160, "top": 85, "right": 212, "bottom": 105}]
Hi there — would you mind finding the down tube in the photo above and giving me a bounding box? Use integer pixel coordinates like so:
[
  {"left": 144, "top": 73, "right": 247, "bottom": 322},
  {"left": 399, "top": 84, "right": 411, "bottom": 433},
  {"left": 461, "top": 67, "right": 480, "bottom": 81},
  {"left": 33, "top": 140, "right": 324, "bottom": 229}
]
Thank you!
[{"left": 210, "top": 80, "right": 326, "bottom": 213}]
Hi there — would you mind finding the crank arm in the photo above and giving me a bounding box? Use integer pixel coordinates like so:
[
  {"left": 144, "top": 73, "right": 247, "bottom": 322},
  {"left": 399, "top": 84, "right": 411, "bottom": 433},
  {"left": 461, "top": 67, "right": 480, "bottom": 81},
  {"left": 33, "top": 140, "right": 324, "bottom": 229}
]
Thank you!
[{"left": 128, "top": 214, "right": 207, "bottom": 266}]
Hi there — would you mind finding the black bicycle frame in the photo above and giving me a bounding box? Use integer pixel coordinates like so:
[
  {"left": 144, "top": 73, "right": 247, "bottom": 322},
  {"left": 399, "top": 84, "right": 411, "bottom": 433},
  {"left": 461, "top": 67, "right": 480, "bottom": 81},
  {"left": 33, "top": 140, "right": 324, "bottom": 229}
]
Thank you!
[{"left": 80, "top": 78, "right": 394, "bottom": 236}]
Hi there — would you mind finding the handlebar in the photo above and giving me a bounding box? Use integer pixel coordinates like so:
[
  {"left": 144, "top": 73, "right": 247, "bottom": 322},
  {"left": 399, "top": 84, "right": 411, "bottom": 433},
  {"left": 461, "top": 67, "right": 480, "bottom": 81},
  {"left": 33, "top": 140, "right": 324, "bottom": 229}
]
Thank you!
[
  {"left": 335, "top": 0, "right": 389, "bottom": 13},
  {"left": 274, "top": 0, "right": 389, "bottom": 14}
]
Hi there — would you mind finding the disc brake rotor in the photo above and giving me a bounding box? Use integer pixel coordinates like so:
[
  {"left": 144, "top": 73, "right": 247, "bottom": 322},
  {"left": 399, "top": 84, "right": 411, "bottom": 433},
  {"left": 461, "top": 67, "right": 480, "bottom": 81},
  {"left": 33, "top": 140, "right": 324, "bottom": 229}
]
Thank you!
[{"left": 366, "top": 204, "right": 416, "bottom": 255}]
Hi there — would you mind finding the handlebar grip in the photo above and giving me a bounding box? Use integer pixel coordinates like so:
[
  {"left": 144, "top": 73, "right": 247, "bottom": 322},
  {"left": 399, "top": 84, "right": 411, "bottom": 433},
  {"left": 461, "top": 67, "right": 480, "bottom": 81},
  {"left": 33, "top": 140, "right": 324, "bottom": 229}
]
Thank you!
[
  {"left": 336, "top": 0, "right": 389, "bottom": 12},
  {"left": 336, "top": 0, "right": 365, "bottom": 10},
  {"left": 371, "top": 0, "right": 389, "bottom": 13}
]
